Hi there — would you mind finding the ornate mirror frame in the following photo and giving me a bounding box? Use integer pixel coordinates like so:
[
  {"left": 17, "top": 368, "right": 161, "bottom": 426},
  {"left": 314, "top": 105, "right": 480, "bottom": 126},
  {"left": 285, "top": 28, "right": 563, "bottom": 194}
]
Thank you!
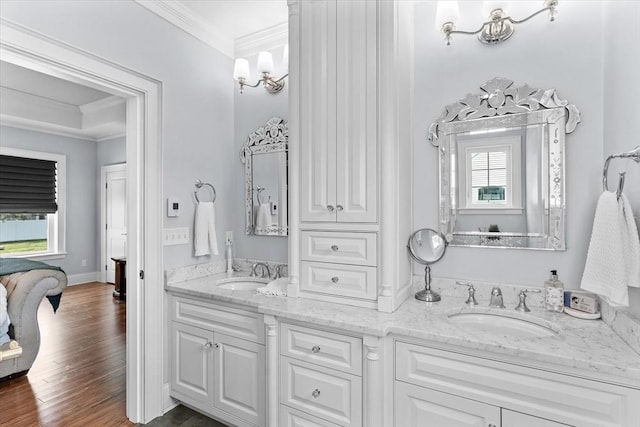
[
  {"left": 240, "top": 117, "right": 288, "bottom": 236},
  {"left": 428, "top": 78, "right": 581, "bottom": 250}
]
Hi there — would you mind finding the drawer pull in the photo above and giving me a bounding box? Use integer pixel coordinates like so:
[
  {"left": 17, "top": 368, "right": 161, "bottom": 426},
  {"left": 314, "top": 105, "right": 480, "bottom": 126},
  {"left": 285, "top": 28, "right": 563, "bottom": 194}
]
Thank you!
[
  {"left": 331, "top": 276, "right": 339, "bottom": 283},
  {"left": 312, "top": 388, "right": 321, "bottom": 398},
  {"left": 311, "top": 345, "right": 321, "bottom": 353},
  {"left": 204, "top": 341, "right": 213, "bottom": 349},
  {"left": 330, "top": 245, "right": 339, "bottom": 251},
  {"left": 336, "top": 205, "right": 344, "bottom": 211},
  {"left": 327, "top": 205, "right": 335, "bottom": 212}
]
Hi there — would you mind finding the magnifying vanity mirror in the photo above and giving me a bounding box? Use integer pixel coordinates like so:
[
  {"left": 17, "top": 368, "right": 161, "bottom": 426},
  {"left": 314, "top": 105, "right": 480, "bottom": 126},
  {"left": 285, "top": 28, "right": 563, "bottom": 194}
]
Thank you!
[
  {"left": 240, "top": 117, "right": 288, "bottom": 236},
  {"left": 408, "top": 228, "right": 448, "bottom": 302},
  {"left": 429, "top": 78, "right": 581, "bottom": 250}
]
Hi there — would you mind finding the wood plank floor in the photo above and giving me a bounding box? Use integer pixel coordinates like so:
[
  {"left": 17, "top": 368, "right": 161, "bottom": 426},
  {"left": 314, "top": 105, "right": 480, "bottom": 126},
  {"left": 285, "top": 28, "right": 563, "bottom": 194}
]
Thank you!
[{"left": 0, "top": 282, "right": 227, "bottom": 427}]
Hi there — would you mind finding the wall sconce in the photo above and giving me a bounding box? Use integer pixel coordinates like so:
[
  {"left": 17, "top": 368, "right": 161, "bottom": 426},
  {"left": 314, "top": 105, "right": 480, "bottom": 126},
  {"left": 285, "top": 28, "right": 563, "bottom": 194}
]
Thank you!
[
  {"left": 435, "top": 0, "right": 558, "bottom": 46},
  {"left": 233, "top": 48, "right": 289, "bottom": 94}
]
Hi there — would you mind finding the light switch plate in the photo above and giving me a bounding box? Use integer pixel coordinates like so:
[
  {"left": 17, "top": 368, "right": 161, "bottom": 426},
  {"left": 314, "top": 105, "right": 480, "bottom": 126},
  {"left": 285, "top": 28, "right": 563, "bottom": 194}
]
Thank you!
[{"left": 163, "top": 227, "right": 189, "bottom": 245}]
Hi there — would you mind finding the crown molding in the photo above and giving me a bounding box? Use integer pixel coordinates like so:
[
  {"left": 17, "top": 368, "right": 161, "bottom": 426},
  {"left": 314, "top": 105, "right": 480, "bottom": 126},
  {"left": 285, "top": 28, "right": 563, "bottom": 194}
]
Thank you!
[
  {"left": 79, "top": 95, "right": 126, "bottom": 115},
  {"left": 1, "top": 116, "right": 98, "bottom": 141},
  {"left": 235, "top": 22, "right": 288, "bottom": 58},
  {"left": 134, "top": 0, "right": 234, "bottom": 58}
]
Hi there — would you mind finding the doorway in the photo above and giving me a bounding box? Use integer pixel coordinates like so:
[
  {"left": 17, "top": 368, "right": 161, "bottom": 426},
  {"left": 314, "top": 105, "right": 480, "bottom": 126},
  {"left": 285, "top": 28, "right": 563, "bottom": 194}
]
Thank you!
[
  {"left": 1, "top": 20, "right": 163, "bottom": 422},
  {"left": 102, "top": 163, "right": 127, "bottom": 285}
]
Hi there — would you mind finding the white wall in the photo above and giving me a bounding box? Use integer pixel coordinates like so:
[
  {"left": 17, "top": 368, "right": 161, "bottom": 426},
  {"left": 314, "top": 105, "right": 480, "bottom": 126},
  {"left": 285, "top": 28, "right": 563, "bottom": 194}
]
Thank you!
[
  {"left": 1, "top": 0, "right": 236, "bottom": 270},
  {"left": 97, "top": 135, "right": 126, "bottom": 167},
  {"left": 0, "top": 125, "right": 99, "bottom": 276},
  {"left": 413, "top": 1, "right": 605, "bottom": 289},
  {"left": 603, "top": 1, "right": 640, "bottom": 315},
  {"left": 232, "top": 46, "right": 289, "bottom": 263}
]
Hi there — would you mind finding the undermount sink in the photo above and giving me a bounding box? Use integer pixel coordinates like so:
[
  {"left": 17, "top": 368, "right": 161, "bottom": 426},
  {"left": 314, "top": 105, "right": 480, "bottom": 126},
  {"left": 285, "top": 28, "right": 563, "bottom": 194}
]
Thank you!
[
  {"left": 447, "top": 309, "right": 559, "bottom": 338},
  {"left": 216, "top": 277, "right": 268, "bottom": 291}
]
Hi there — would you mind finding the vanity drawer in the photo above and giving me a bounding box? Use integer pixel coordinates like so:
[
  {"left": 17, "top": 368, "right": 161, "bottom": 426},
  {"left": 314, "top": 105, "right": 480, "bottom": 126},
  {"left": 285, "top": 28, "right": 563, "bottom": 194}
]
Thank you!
[
  {"left": 171, "top": 296, "right": 264, "bottom": 344},
  {"left": 280, "top": 405, "right": 341, "bottom": 427},
  {"left": 300, "top": 261, "right": 377, "bottom": 301},
  {"left": 280, "top": 357, "right": 362, "bottom": 427},
  {"left": 301, "top": 231, "right": 377, "bottom": 266},
  {"left": 395, "top": 341, "right": 640, "bottom": 427},
  {"left": 281, "top": 323, "right": 362, "bottom": 375}
]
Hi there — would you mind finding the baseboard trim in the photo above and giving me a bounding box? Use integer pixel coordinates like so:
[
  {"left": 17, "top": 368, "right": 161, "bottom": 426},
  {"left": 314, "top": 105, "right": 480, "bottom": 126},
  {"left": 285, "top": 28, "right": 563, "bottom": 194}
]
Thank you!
[
  {"left": 163, "top": 383, "right": 179, "bottom": 413},
  {"left": 66, "top": 272, "right": 100, "bottom": 286}
]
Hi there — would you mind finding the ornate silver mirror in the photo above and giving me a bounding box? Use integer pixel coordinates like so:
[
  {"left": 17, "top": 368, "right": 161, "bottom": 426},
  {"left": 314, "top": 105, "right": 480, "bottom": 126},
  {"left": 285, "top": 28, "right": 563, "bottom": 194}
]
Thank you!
[
  {"left": 240, "top": 117, "right": 288, "bottom": 236},
  {"left": 428, "top": 78, "right": 581, "bottom": 250},
  {"left": 408, "top": 228, "right": 447, "bottom": 302}
]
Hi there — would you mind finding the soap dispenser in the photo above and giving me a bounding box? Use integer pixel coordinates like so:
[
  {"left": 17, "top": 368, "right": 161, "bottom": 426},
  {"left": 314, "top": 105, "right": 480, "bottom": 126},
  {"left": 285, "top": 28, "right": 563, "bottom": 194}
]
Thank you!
[{"left": 544, "top": 270, "right": 564, "bottom": 312}]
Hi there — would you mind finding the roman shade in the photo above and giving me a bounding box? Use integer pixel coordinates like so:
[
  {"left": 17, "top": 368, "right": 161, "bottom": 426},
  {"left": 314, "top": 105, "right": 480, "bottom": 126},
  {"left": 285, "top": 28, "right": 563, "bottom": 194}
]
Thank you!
[{"left": 0, "top": 154, "right": 58, "bottom": 213}]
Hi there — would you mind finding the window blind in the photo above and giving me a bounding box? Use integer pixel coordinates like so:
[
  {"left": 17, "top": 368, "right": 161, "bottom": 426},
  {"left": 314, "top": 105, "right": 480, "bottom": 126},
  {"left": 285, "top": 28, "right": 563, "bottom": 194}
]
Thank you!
[{"left": 0, "top": 154, "right": 58, "bottom": 213}]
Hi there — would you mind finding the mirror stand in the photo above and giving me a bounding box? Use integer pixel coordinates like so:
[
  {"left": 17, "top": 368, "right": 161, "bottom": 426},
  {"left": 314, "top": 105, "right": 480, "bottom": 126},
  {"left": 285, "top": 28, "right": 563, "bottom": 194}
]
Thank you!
[{"left": 415, "top": 265, "right": 441, "bottom": 302}]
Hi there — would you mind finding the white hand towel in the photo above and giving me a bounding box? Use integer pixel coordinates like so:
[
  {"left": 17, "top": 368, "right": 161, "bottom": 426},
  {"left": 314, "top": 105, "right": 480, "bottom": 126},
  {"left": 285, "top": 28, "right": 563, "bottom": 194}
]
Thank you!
[
  {"left": 256, "top": 203, "right": 271, "bottom": 229},
  {"left": 620, "top": 193, "right": 640, "bottom": 289},
  {"left": 194, "top": 202, "right": 219, "bottom": 256},
  {"left": 580, "top": 192, "right": 638, "bottom": 305},
  {"left": 0, "top": 284, "right": 10, "bottom": 345},
  {"left": 256, "top": 277, "right": 288, "bottom": 297}
]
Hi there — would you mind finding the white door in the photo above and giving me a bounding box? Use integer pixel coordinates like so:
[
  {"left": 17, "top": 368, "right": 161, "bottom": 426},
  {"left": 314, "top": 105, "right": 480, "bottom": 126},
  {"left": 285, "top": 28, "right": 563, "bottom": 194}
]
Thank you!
[
  {"left": 395, "top": 381, "right": 501, "bottom": 427},
  {"left": 103, "top": 164, "right": 127, "bottom": 283},
  {"left": 214, "top": 333, "right": 266, "bottom": 427},
  {"left": 171, "top": 322, "right": 215, "bottom": 406}
]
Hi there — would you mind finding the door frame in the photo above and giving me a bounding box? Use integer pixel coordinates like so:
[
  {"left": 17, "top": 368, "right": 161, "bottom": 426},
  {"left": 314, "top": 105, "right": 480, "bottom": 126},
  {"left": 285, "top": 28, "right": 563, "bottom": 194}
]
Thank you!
[
  {"left": 100, "top": 163, "right": 127, "bottom": 284},
  {"left": 1, "top": 19, "right": 164, "bottom": 422}
]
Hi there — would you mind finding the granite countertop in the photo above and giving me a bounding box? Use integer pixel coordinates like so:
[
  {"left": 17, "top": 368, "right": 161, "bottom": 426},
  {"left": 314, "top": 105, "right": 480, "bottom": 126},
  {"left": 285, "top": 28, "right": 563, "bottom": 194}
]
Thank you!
[{"left": 166, "top": 272, "right": 640, "bottom": 389}]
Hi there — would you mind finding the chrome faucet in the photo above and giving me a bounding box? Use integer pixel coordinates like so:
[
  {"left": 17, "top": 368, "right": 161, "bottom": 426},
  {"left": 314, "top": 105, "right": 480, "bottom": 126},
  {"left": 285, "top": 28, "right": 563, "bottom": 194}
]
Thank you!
[
  {"left": 456, "top": 281, "right": 478, "bottom": 305},
  {"left": 489, "top": 287, "right": 505, "bottom": 308},
  {"left": 514, "top": 289, "right": 541, "bottom": 312},
  {"left": 251, "top": 262, "right": 270, "bottom": 278}
]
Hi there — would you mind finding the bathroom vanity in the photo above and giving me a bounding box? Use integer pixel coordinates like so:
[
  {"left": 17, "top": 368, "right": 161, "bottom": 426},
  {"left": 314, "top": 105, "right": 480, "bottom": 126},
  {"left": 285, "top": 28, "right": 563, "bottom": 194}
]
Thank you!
[{"left": 166, "top": 272, "right": 640, "bottom": 427}]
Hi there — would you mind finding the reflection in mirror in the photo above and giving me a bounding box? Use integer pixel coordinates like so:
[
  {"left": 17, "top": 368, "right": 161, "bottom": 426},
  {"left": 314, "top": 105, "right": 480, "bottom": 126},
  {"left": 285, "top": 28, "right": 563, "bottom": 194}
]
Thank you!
[
  {"left": 240, "top": 117, "right": 288, "bottom": 236},
  {"left": 428, "top": 78, "right": 581, "bottom": 250},
  {"left": 408, "top": 228, "right": 448, "bottom": 302}
]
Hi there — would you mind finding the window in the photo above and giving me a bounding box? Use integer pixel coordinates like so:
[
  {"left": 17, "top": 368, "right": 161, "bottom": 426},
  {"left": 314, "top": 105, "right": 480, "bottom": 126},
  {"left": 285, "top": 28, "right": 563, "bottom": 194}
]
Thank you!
[
  {"left": 0, "top": 147, "right": 66, "bottom": 259},
  {"left": 456, "top": 129, "right": 523, "bottom": 213}
]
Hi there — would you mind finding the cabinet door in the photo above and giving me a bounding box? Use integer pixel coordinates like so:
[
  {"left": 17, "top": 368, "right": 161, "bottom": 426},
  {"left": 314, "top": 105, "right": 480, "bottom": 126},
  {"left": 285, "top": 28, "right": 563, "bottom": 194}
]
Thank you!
[
  {"left": 214, "top": 333, "right": 266, "bottom": 427},
  {"left": 335, "top": 0, "right": 378, "bottom": 223},
  {"left": 300, "top": 0, "right": 338, "bottom": 223},
  {"left": 170, "top": 322, "right": 214, "bottom": 406},
  {"left": 395, "top": 381, "right": 500, "bottom": 427},
  {"left": 502, "top": 409, "right": 570, "bottom": 427}
]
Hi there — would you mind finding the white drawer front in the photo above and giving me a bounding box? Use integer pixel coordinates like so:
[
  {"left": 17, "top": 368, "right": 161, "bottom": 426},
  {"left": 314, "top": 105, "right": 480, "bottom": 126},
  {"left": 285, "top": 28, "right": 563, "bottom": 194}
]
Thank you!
[
  {"left": 301, "top": 231, "right": 377, "bottom": 266},
  {"left": 171, "top": 296, "right": 264, "bottom": 344},
  {"left": 280, "top": 405, "right": 341, "bottom": 427},
  {"left": 301, "top": 261, "right": 376, "bottom": 300},
  {"left": 396, "top": 341, "right": 640, "bottom": 427},
  {"left": 281, "top": 357, "right": 362, "bottom": 427},
  {"left": 281, "top": 323, "right": 362, "bottom": 375}
]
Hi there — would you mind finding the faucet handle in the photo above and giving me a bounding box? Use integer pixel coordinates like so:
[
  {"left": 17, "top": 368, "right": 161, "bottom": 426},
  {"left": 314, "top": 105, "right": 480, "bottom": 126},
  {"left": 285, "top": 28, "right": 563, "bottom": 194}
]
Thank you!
[
  {"left": 514, "top": 288, "right": 541, "bottom": 312},
  {"left": 250, "top": 263, "right": 258, "bottom": 277},
  {"left": 456, "top": 281, "right": 478, "bottom": 305}
]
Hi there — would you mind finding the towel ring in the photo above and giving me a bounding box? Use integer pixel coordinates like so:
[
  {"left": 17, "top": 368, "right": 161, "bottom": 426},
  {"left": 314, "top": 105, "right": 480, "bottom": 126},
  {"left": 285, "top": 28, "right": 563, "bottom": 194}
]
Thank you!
[
  {"left": 194, "top": 180, "right": 216, "bottom": 203},
  {"left": 602, "top": 145, "right": 640, "bottom": 198}
]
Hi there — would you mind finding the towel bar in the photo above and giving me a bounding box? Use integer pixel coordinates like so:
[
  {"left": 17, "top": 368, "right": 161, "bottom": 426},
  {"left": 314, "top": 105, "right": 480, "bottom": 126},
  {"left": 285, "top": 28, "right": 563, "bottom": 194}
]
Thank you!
[{"left": 194, "top": 180, "right": 216, "bottom": 203}]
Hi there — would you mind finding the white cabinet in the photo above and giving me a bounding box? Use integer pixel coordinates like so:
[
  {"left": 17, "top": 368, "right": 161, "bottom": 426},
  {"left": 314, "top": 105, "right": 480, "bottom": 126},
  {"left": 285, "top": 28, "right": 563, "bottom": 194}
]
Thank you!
[
  {"left": 169, "top": 295, "right": 266, "bottom": 427},
  {"left": 279, "top": 322, "right": 363, "bottom": 427},
  {"left": 395, "top": 340, "right": 640, "bottom": 427},
  {"left": 395, "top": 381, "right": 500, "bottom": 427},
  {"left": 299, "top": 0, "right": 377, "bottom": 224},
  {"left": 291, "top": 0, "right": 414, "bottom": 313}
]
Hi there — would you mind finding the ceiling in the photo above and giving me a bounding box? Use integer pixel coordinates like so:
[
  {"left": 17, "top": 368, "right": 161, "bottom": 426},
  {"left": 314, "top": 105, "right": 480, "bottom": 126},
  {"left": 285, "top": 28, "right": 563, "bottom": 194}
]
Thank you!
[{"left": 0, "top": 1, "right": 288, "bottom": 141}]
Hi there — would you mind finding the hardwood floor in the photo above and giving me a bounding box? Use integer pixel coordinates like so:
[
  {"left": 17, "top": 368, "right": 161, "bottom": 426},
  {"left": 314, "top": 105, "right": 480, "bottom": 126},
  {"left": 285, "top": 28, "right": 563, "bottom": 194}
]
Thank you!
[{"left": 0, "top": 282, "right": 229, "bottom": 427}]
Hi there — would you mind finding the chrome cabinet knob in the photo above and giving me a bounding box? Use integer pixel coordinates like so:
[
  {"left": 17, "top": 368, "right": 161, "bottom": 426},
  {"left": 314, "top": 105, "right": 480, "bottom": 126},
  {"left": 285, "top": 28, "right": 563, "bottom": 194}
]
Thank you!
[
  {"left": 331, "top": 276, "right": 339, "bottom": 283},
  {"left": 330, "top": 245, "right": 339, "bottom": 251},
  {"left": 311, "top": 345, "right": 321, "bottom": 353},
  {"left": 336, "top": 204, "right": 344, "bottom": 211},
  {"left": 327, "top": 205, "right": 335, "bottom": 212},
  {"left": 214, "top": 343, "right": 220, "bottom": 349},
  {"left": 204, "top": 341, "right": 213, "bottom": 349},
  {"left": 312, "top": 389, "right": 321, "bottom": 398}
]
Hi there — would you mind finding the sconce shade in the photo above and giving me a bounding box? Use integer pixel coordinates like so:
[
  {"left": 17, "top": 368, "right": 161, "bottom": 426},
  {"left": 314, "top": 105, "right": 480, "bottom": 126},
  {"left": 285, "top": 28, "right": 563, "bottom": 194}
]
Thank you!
[
  {"left": 234, "top": 58, "right": 250, "bottom": 81},
  {"left": 257, "top": 51, "right": 274, "bottom": 74},
  {"left": 282, "top": 44, "right": 289, "bottom": 70},
  {"left": 435, "top": 1, "right": 460, "bottom": 31}
]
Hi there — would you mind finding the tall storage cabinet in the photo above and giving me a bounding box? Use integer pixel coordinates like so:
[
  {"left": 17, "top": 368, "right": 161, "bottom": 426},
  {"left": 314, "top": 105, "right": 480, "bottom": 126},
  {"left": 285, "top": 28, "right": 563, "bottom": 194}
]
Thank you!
[{"left": 290, "top": 0, "right": 414, "bottom": 312}]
